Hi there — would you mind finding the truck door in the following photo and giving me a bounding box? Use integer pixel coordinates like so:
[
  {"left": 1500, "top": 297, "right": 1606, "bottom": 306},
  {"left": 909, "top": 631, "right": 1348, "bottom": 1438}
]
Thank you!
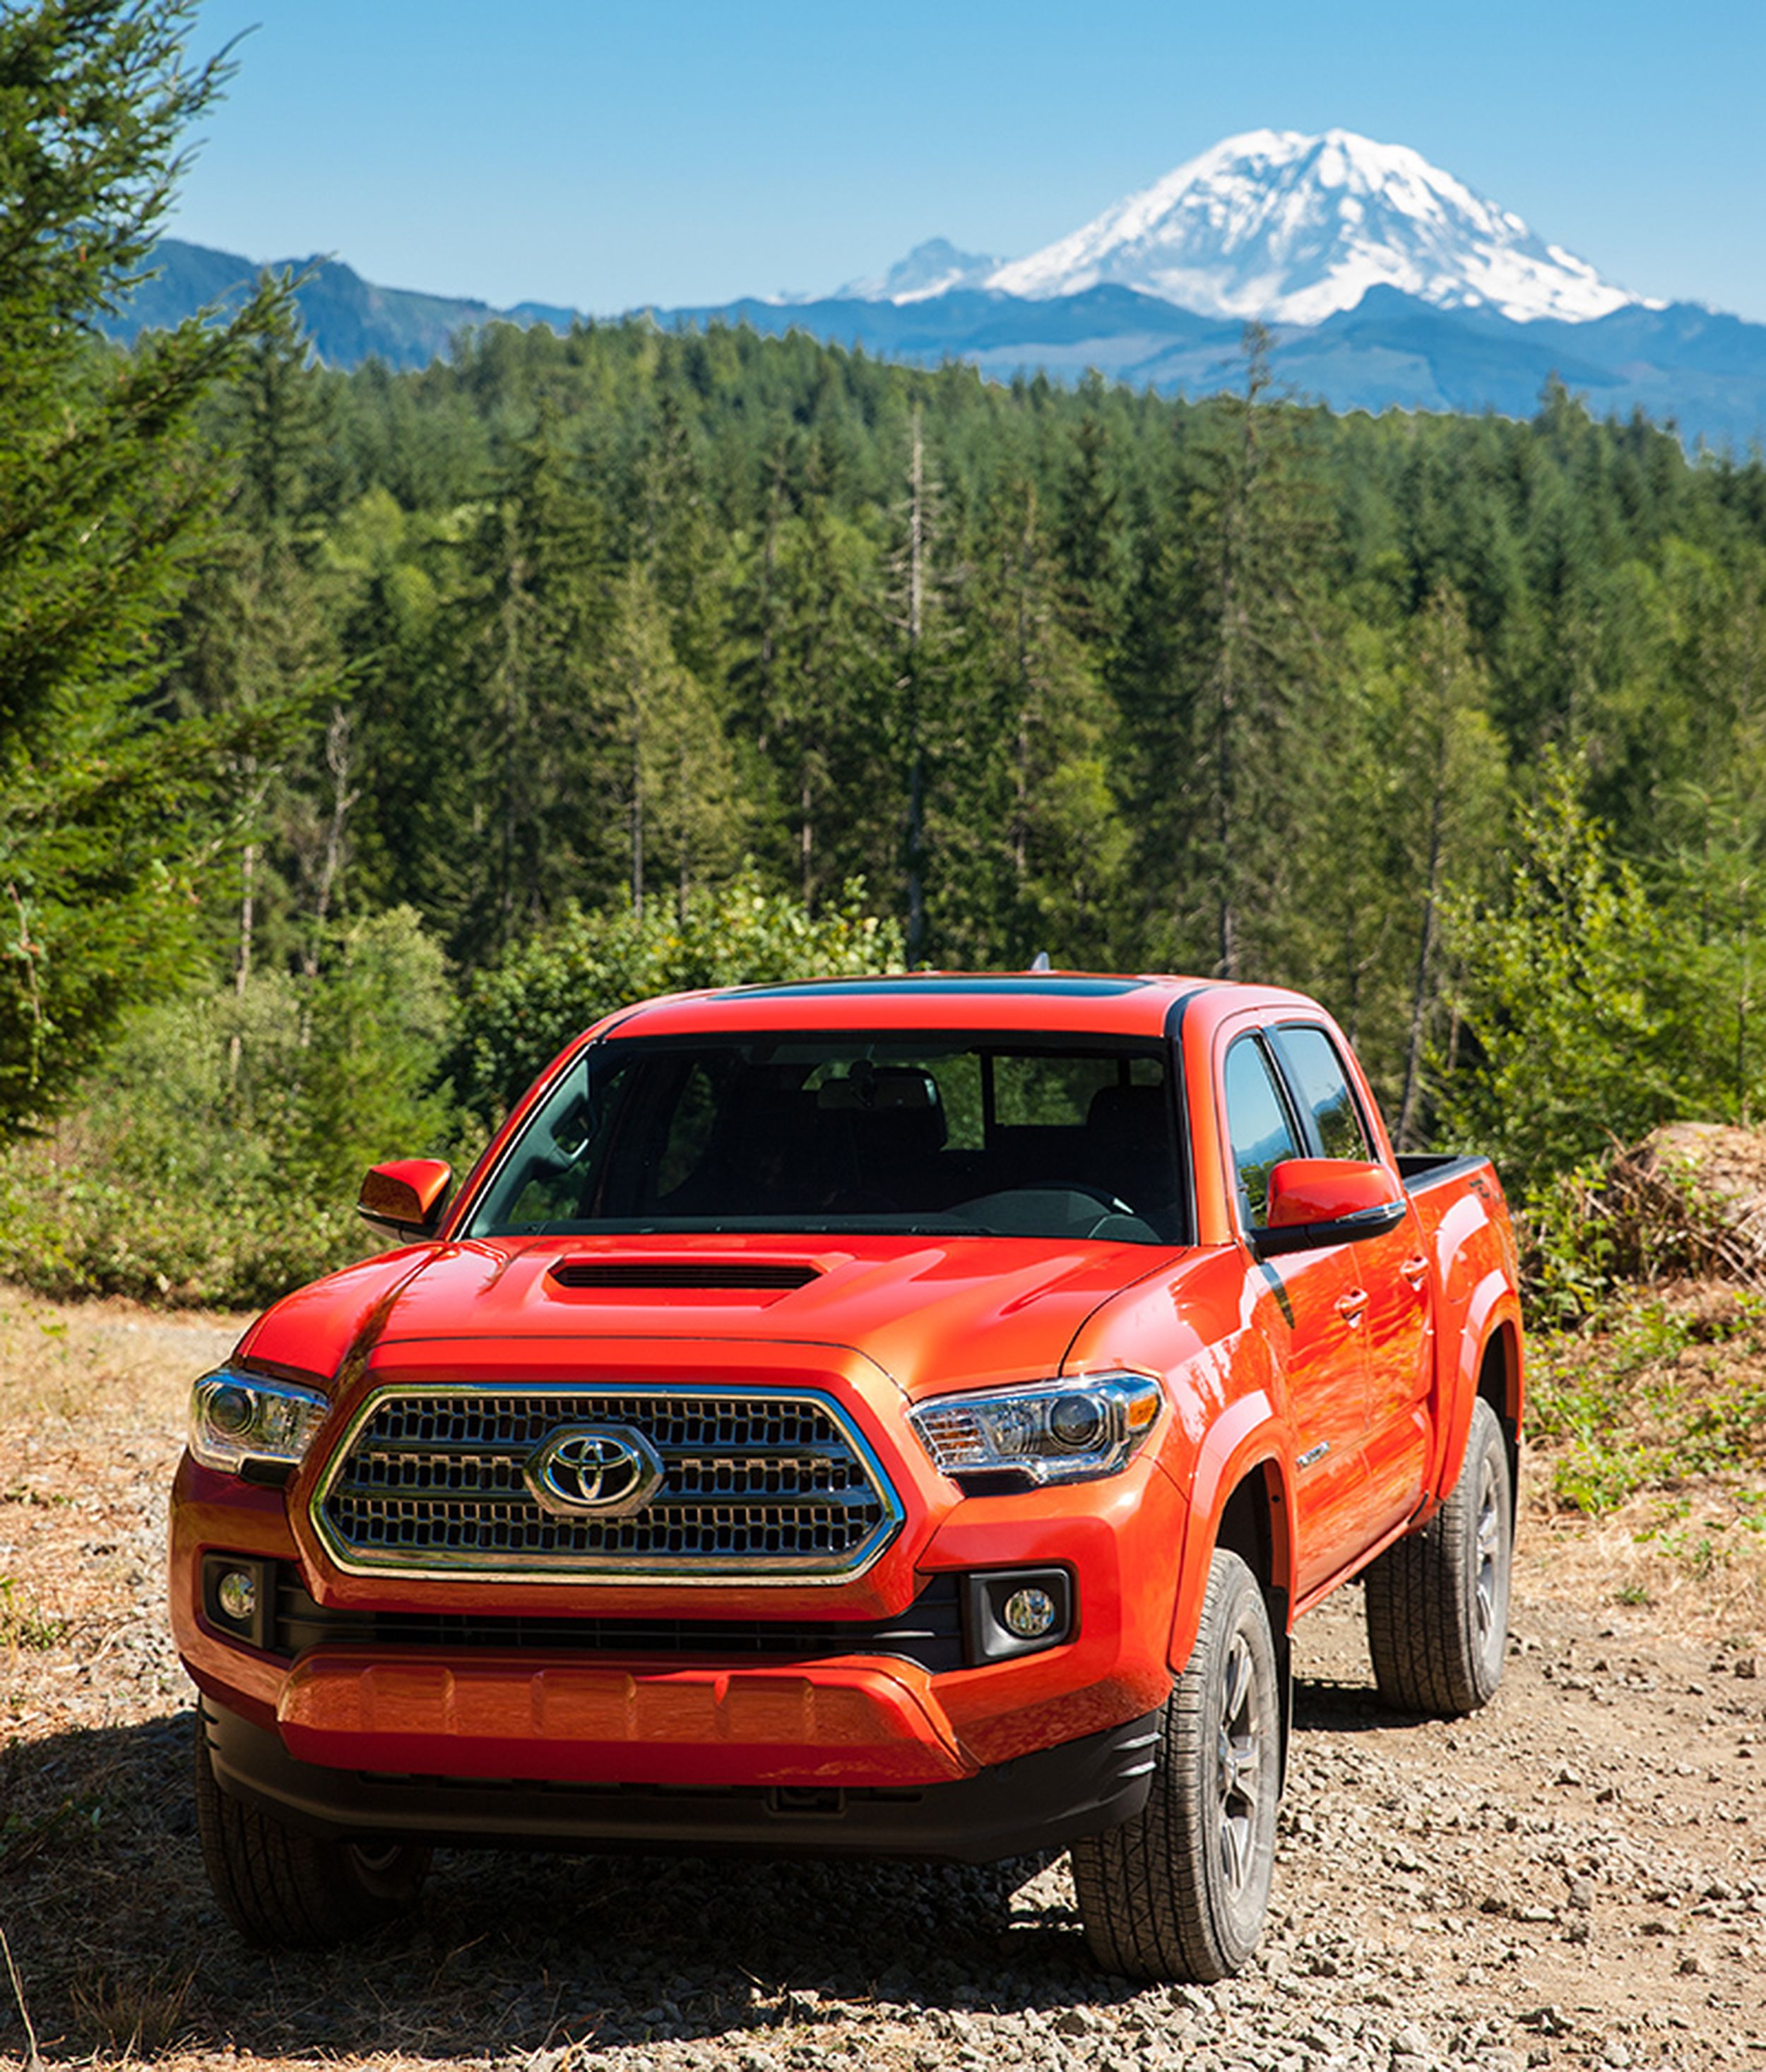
[
  {"left": 1221, "top": 1032, "right": 1368, "bottom": 1596},
  {"left": 1269, "top": 1023, "right": 1433, "bottom": 1535}
]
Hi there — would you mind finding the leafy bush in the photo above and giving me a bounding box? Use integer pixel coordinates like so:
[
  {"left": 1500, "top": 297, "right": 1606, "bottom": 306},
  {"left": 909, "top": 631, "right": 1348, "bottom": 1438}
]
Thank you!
[
  {"left": 451, "top": 872, "right": 904, "bottom": 1125},
  {"left": 0, "top": 908, "right": 463, "bottom": 1307},
  {"left": 1438, "top": 763, "right": 1683, "bottom": 1193}
]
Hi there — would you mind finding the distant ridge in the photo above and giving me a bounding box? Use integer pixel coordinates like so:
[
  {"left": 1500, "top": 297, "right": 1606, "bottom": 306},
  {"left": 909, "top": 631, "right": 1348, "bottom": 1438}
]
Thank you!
[
  {"left": 112, "top": 203, "right": 1766, "bottom": 453},
  {"left": 100, "top": 238, "right": 575, "bottom": 371}
]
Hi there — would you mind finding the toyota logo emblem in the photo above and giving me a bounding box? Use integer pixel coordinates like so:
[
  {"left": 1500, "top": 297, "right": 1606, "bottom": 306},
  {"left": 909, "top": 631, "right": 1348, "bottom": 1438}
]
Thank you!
[{"left": 523, "top": 1424, "right": 664, "bottom": 1519}]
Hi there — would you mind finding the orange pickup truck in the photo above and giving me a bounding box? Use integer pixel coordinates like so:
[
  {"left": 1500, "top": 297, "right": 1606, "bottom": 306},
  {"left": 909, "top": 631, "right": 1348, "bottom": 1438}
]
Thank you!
[{"left": 171, "top": 972, "right": 1522, "bottom": 1979}]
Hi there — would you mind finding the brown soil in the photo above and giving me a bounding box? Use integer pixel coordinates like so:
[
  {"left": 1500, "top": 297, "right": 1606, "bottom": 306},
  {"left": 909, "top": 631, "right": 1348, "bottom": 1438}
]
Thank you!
[{"left": 1, "top": 1289, "right": 1762, "bottom": 2072}]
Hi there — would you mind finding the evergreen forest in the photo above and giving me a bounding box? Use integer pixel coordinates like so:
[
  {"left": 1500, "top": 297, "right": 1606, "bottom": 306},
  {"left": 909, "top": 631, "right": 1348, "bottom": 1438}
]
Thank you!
[{"left": 6, "top": 1, "right": 1766, "bottom": 1307}]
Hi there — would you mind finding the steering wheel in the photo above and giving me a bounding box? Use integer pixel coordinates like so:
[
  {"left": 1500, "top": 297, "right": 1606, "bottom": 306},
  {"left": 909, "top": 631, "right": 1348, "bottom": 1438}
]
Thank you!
[{"left": 1014, "top": 1181, "right": 1135, "bottom": 1215}]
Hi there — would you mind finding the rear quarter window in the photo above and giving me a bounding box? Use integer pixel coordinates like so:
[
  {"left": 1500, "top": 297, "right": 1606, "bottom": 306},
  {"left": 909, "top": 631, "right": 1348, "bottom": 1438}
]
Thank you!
[{"left": 1274, "top": 1025, "right": 1374, "bottom": 1163}]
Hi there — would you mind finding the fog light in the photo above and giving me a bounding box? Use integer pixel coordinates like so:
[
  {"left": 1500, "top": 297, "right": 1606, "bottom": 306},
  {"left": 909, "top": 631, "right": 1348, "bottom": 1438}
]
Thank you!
[
  {"left": 216, "top": 1568, "right": 256, "bottom": 1624},
  {"left": 1002, "top": 1585, "right": 1057, "bottom": 1638}
]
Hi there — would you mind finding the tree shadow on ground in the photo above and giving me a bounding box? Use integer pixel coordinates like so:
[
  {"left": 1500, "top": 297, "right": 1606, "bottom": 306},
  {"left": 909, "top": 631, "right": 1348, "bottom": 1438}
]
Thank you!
[{"left": 1291, "top": 1672, "right": 1442, "bottom": 1734}]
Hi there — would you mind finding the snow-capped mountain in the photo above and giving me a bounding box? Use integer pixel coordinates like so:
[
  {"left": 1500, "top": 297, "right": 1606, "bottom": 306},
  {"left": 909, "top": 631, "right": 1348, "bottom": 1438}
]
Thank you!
[
  {"left": 862, "top": 129, "right": 1651, "bottom": 326},
  {"left": 836, "top": 237, "right": 997, "bottom": 304}
]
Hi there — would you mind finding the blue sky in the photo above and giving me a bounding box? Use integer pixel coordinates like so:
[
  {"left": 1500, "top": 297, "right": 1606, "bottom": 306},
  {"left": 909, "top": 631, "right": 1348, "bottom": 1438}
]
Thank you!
[{"left": 175, "top": 0, "right": 1766, "bottom": 322}]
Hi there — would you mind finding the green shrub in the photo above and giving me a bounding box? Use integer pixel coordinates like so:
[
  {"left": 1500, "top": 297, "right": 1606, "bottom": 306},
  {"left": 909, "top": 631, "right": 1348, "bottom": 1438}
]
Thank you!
[
  {"left": 451, "top": 871, "right": 904, "bottom": 1125},
  {"left": 0, "top": 907, "right": 465, "bottom": 1307}
]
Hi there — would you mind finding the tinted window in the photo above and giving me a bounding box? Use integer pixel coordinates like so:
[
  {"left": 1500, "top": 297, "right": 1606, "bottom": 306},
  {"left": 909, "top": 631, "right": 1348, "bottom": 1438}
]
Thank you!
[
  {"left": 1223, "top": 1037, "right": 1303, "bottom": 1228},
  {"left": 1277, "top": 1025, "right": 1373, "bottom": 1163},
  {"left": 467, "top": 1033, "right": 1186, "bottom": 1244}
]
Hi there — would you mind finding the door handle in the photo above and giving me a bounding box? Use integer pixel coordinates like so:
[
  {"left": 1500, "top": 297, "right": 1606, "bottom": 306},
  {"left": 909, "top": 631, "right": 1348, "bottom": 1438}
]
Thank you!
[
  {"left": 1400, "top": 1255, "right": 1430, "bottom": 1285},
  {"left": 1337, "top": 1287, "right": 1368, "bottom": 1322}
]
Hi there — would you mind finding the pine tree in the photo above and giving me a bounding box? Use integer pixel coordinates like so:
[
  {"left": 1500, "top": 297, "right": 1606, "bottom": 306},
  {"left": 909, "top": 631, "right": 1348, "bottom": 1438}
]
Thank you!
[
  {"left": 449, "top": 420, "right": 612, "bottom": 961},
  {"left": 882, "top": 406, "right": 966, "bottom": 960},
  {"left": 162, "top": 302, "right": 342, "bottom": 989},
  {"left": 943, "top": 477, "right": 1129, "bottom": 965},
  {"left": 0, "top": 0, "right": 287, "bottom": 1135},
  {"left": 1125, "top": 330, "right": 1332, "bottom": 980},
  {"left": 1392, "top": 585, "right": 1503, "bottom": 1143},
  {"left": 600, "top": 562, "right": 741, "bottom": 918}
]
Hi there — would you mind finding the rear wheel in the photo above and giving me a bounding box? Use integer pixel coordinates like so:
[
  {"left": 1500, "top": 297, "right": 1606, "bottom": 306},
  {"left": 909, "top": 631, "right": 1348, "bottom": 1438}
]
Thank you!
[
  {"left": 1072, "top": 1549, "right": 1282, "bottom": 1981},
  {"left": 1364, "top": 1396, "right": 1512, "bottom": 1716},
  {"left": 194, "top": 1708, "right": 430, "bottom": 1948}
]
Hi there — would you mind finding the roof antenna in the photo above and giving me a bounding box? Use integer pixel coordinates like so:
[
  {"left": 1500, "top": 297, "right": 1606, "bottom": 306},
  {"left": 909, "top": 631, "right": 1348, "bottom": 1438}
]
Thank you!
[{"left": 1029, "top": 951, "right": 1052, "bottom": 972}]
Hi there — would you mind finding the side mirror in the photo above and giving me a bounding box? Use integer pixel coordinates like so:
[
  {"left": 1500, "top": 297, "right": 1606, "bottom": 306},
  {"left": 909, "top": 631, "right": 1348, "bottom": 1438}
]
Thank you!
[
  {"left": 1253, "top": 1157, "right": 1405, "bottom": 1257},
  {"left": 357, "top": 1157, "right": 454, "bottom": 1242}
]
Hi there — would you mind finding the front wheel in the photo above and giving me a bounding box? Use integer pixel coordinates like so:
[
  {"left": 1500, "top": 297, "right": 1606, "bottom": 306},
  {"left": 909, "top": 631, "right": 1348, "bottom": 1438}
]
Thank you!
[
  {"left": 1364, "top": 1395, "right": 1513, "bottom": 1717},
  {"left": 194, "top": 1708, "right": 430, "bottom": 1948},
  {"left": 1071, "top": 1549, "right": 1282, "bottom": 1982}
]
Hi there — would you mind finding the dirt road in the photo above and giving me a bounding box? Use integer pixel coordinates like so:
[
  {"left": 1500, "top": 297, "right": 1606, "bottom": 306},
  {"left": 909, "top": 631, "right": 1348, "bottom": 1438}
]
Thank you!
[{"left": 1, "top": 1296, "right": 1761, "bottom": 2071}]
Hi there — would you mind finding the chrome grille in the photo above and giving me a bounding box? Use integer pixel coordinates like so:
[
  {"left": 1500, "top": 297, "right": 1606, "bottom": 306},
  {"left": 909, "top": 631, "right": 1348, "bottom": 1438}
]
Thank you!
[{"left": 312, "top": 1388, "right": 903, "bottom": 1583}]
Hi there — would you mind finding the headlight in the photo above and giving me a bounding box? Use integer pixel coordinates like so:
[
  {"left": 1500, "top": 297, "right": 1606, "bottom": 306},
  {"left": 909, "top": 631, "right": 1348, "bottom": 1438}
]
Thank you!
[
  {"left": 908, "top": 1372, "right": 1163, "bottom": 1487},
  {"left": 189, "top": 1368, "right": 330, "bottom": 1478}
]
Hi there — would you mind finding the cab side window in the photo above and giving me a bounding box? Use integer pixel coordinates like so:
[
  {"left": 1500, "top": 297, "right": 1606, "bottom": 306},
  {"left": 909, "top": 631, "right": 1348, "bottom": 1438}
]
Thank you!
[
  {"left": 1223, "top": 1036, "right": 1303, "bottom": 1229},
  {"left": 1276, "top": 1025, "right": 1373, "bottom": 1164}
]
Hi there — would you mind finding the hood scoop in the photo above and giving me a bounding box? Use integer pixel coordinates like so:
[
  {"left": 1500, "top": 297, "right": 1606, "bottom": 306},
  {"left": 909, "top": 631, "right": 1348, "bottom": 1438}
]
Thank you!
[{"left": 547, "top": 1258, "right": 819, "bottom": 1292}]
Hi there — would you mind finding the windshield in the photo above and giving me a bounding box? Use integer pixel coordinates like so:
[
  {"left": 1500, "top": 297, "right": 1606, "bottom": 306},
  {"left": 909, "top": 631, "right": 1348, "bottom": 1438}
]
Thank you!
[{"left": 466, "top": 1032, "right": 1187, "bottom": 1245}]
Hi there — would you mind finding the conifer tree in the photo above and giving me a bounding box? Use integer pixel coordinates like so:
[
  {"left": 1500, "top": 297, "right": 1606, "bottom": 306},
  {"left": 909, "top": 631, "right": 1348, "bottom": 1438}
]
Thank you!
[
  {"left": 944, "top": 477, "right": 1128, "bottom": 965},
  {"left": 162, "top": 303, "right": 342, "bottom": 988},
  {"left": 882, "top": 406, "right": 966, "bottom": 960},
  {"left": 600, "top": 562, "right": 741, "bottom": 918},
  {"left": 1127, "top": 331, "right": 1331, "bottom": 980},
  {"left": 451, "top": 420, "right": 612, "bottom": 960},
  {"left": 1392, "top": 585, "right": 1503, "bottom": 1143},
  {"left": 0, "top": 0, "right": 286, "bottom": 1135}
]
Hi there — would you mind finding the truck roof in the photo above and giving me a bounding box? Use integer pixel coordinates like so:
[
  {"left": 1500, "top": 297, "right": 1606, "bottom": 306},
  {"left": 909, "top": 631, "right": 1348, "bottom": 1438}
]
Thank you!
[{"left": 602, "top": 972, "right": 1324, "bottom": 1043}]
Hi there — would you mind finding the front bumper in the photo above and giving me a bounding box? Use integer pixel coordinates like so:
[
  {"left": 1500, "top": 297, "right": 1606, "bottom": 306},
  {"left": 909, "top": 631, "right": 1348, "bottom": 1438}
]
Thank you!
[
  {"left": 200, "top": 1693, "right": 1161, "bottom": 1864},
  {"left": 172, "top": 1338, "right": 1190, "bottom": 1802}
]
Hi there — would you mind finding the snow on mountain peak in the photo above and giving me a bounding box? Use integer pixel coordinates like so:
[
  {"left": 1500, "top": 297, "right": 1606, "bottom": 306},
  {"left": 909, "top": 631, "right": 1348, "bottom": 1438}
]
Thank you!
[
  {"left": 838, "top": 237, "right": 998, "bottom": 305},
  {"left": 864, "top": 129, "right": 1650, "bottom": 326}
]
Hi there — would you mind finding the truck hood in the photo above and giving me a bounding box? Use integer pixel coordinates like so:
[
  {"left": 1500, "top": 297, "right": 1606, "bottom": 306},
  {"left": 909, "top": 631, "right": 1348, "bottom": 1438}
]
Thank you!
[{"left": 243, "top": 1232, "right": 1178, "bottom": 1401}]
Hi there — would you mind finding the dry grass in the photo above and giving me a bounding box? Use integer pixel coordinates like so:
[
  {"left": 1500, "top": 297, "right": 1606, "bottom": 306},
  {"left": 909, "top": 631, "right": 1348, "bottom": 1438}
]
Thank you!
[
  {"left": 1522, "top": 1277, "right": 1766, "bottom": 1642},
  {"left": 1520, "top": 1460, "right": 1766, "bottom": 1645},
  {"left": 69, "top": 1962, "right": 198, "bottom": 2061}
]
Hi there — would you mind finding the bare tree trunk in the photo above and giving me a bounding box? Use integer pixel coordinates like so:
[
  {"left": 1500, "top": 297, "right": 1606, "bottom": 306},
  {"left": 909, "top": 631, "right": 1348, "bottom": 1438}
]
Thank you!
[
  {"left": 904, "top": 407, "right": 927, "bottom": 964},
  {"left": 1397, "top": 791, "right": 1445, "bottom": 1148},
  {"left": 228, "top": 836, "right": 256, "bottom": 1089},
  {"left": 300, "top": 705, "right": 359, "bottom": 983},
  {"left": 627, "top": 647, "right": 646, "bottom": 924},
  {"left": 235, "top": 840, "right": 256, "bottom": 1000},
  {"left": 497, "top": 504, "right": 528, "bottom": 951},
  {"left": 756, "top": 458, "right": 782, "bottom": 757},
  {"left": 1011, "top": 487, "right": 1034, "bottom": 888}
]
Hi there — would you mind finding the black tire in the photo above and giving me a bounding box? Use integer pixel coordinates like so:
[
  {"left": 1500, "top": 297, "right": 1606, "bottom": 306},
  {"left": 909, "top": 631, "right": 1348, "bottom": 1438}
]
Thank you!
[
  {"left": 1071, "top": 1549, "right": 1282, "bottom": 1982},
  {"left": 193, "top": 1708, "right": 430, "bottom": 1949},
  {"left": 1364, "top": 1396, "right": 1512, "bottom": 1717}
]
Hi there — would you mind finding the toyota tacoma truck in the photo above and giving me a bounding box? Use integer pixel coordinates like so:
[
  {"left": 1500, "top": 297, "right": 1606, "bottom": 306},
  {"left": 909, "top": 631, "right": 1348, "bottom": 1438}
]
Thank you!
[{"left": 171, "top": 972, "right": 1522, "bottom": 1980}]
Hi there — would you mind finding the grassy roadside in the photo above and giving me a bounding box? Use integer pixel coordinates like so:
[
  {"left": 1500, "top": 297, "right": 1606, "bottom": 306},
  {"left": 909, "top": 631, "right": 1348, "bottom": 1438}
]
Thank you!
[{"left": 1520, "top": 1279, "right": 1766, "bottom": 1643}]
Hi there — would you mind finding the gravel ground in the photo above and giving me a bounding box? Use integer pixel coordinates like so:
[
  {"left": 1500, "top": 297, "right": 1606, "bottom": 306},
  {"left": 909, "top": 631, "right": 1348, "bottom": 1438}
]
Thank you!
[{"left": 1, "top": 1297, "right": 1762, "bottom": 2072}]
